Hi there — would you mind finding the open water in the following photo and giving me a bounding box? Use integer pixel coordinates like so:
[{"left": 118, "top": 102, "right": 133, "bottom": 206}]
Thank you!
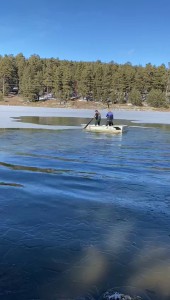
[{"left": 0, "top": 117, "right": 170, "bottom": 300}]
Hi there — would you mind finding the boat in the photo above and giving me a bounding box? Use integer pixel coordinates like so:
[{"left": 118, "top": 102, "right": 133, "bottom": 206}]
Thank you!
[{"left": 83, "top": 124, "right": 128, "bottom": 134}]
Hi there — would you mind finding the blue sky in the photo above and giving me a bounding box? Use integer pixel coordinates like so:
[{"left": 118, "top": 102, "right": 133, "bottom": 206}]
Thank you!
[{"left": 0, "top": 0, "right": 170, "bottom": 66}]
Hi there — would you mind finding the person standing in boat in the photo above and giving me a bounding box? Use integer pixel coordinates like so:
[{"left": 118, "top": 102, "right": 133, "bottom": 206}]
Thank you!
[
  {"left": 106, "top": 110, "right": 114, "bottom": 126},
  {"left": 94, "top": 110, "right": 101, "bottom": 126}
]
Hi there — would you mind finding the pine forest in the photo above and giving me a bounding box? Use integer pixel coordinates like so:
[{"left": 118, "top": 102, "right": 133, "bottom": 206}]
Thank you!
[{"left": 0, "top": 53, "right": 170, "bottom": 108}]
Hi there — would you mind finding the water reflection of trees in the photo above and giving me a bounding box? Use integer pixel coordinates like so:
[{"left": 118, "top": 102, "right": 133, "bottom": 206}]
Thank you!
[
  {"left": 66, "top": 207, "right": 170, "bottom": 300},
  {"left": 18, "top": 116, "right": 88, "bottom": 126}
]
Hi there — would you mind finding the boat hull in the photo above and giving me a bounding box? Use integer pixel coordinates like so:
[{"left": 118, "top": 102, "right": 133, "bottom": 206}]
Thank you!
[{"left": 83, "top": 125, "right": 127, "bottom": 134}]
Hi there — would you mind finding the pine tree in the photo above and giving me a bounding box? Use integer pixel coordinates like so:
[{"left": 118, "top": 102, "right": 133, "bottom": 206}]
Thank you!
[
  {"left": 147, "top": 89, "right": 167, "bottom": 108},
  {"left": 93, "top": 63, "right": 104, "bottom": 101},
  {"left": 128, "top": 88, "right": 142, "bottom": 106},
  {"left": 81, "top": 65, "right": 94, "bottom": 100},
  {"left": 0, "top": 55, "right": 17, "bottom": 95},
  {"left": 54, "top": 66, "right": 63, "bottom": 100},
  {"left": 62, "top": 64, "right": 72, "bottom": 100},
  {"left": 15, "top": 53, "right": 26, "bottom": 93}
]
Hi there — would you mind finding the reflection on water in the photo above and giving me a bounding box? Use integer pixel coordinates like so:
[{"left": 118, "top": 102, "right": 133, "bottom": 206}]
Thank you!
[
  {"left": 13, "top": 116, "right": 88, "bottom": 126},
  {"left": 0, "top": 122, "right": 170, "bottom": 300},
  {"left": 13, "top": 116, "right": 132, "bottom": 127},
  {"left": 12, "top": 115, "right": 170, "bottom": 131}
]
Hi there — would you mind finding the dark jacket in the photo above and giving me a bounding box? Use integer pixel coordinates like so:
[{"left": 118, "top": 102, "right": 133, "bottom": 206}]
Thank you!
[{"left": 95, "top": 111, "right": 101, "bottom": 120}]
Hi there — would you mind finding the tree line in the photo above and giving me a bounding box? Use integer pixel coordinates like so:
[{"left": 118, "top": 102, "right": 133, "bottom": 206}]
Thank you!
[{"left": 0, "top": 53, "right": 170, "bottom": 108}]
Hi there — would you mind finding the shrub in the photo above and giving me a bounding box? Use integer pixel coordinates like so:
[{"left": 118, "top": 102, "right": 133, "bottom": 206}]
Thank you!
[
  {"left": 147, "top": 89, "right": 168, "bottom": 108},
  {"left": 128, "top": 88, "right": 142, "bottom": 106}
]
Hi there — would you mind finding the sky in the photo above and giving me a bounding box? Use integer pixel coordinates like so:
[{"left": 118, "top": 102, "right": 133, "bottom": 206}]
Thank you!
[{"left": 0, "top": 0, "right": 170, "bottom": 66}]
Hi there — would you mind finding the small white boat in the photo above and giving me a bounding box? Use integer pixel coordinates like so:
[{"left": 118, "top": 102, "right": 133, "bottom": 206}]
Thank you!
[{"left": 83, "top": 124, "right": 128, "bottom": 134}]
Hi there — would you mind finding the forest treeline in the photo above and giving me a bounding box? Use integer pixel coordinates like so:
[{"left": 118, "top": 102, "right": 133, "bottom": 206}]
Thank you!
[{"left": 0, "top": 53, "right": 170, "bottom": 108}]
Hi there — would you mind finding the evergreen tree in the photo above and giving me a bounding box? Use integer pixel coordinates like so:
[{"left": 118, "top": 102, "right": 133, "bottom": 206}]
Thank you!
[
  {"left": 43, "top": 58, "right": 56, "bottom": 94},
  {"left": 15, "top": 53, "right": 26, "bottom": 93},
  {"left": 54, "top": 66, "right": 63, "bottom": 100},
  {"left": 0, "top": 55, "right": 17, "bottom": 95},
  {"left": 128, "top": 88, "right": 142, "bottom": 106},
  {"left": 102, "top": 64, "right": 113, "bottom": 102},
  {"left": 0, "top": 53, "right": 169, "bottom": 109},
  {"left": 143, "top": 63, "right": 156, "bottom": 92},
  {"left": 74, "top": 62, "right": 84, "bottom": 97},
  {"left": 81, "top": 65, "right": 94, "bottom": 99},
  {"left": 147, "top": 89, "right": 167, "bottom": 108},
  {"left": 93, "top": 63, "right": 104, "bottom": 101},
  {"left": 20, "top": 55, "right": 43, "bottom": 100},
  {"left": 134, "top": 66, "right": 146, "bottom": 94},
  {"left": 62, "top": 64, "right": 73, "bottom": 100},
  {"left": 152, "top": 64, "right": 167, "bottom": 91}
]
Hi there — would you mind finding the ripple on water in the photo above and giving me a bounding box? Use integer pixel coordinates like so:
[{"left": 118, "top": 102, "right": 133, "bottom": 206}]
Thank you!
[{"left": 0, "top": 125, "right": 170, "bottom": 300}]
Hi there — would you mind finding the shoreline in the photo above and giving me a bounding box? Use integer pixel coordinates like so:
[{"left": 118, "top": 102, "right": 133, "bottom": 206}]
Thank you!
[{"left": 1, "top": 105, "right": 170, "bottom": 129}]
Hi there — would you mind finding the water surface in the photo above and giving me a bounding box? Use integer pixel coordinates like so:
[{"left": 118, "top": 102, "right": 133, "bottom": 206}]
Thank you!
[{"left": 0, "top": 118, "right": 170, "bottom": 300}]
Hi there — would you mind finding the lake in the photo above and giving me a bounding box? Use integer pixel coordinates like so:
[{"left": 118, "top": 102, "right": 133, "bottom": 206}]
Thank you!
[{"left": 0, "top": 117, "right": 170, "bottom": 300}]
